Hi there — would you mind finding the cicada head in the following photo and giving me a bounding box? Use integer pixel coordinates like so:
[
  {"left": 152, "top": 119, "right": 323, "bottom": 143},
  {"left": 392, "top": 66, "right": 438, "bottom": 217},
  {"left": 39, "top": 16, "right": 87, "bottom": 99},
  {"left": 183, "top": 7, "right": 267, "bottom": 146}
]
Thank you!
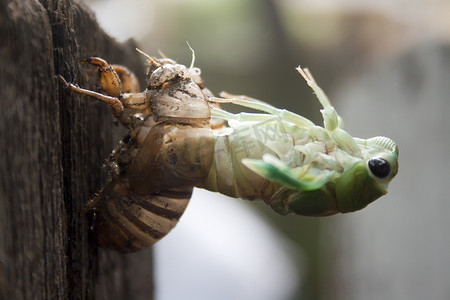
[
  {"left": 135, "top": 48, "right": 186, "bottom": 88},
  {"left": 335, "top": 136, "right": 399, "bottom": 213},
  {"left": 136, "top": 48, "right": 199, "bottom": 90},
  {"left": 147, "top": 63, "right": 191, "bottom": 88}
]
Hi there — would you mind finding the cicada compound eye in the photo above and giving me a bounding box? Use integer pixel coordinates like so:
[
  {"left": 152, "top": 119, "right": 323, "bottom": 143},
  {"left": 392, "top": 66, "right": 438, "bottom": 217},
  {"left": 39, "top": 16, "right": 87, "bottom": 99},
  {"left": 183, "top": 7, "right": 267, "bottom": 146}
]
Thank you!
[{"left": 368, "top": 157, "right": 391, "bottom": 179}]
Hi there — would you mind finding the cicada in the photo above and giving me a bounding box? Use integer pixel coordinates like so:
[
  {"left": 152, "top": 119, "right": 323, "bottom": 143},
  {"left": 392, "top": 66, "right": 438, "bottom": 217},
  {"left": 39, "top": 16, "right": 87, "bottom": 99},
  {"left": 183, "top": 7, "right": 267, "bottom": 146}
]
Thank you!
[{"left": 59, "top": 48, "right": 398, "bottom": 252}]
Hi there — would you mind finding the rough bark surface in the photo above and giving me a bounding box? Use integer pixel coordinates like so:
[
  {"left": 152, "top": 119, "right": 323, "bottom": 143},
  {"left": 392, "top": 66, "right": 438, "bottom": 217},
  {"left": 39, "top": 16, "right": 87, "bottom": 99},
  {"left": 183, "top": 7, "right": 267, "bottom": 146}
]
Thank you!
[{"left": 0, "top": 0, "right": 153, "bottom": 299}]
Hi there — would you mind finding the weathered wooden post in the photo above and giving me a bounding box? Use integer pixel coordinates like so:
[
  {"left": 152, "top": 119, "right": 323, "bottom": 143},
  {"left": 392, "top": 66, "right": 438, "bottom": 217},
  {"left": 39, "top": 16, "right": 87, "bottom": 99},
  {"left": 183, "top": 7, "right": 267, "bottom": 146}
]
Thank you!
[{"left": 0, "top": 1, "right": 153, "bottom": 298}]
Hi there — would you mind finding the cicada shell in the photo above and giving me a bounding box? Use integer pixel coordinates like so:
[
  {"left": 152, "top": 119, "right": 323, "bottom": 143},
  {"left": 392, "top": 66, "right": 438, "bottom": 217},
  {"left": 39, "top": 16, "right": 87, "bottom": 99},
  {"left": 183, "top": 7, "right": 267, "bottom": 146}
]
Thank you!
[
  {"left": 60, "top": 52, "right": 215, "bottom": 252},
  {"left": 59, "top": 48, "right": 399, "bottom": 252}
]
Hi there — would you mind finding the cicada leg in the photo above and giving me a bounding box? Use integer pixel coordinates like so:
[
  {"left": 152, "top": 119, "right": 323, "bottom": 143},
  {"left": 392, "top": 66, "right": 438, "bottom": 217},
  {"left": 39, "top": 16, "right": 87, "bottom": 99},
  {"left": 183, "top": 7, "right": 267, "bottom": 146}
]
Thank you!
[
  {"left": 58, "top": 55, "right": 150, "bottom": 126},
  {"left": 212, "top": 68, "right": 361, "bottom": 156},
  {"left": 209, "top": 106, "right": 276, "bottom": 123},
  {"left": 208, "top": 95, "right": 315, "bottom": 128},
  {"left": 57, "top": 75, "right": 124, "bottom": 117},
  {"left": 296, "top": 67, "right": 361, "bottom": 156},
  {"left": 295, "top": 67, "right": 340, "bottom": 131},
  {"left": 81, "top": 57, "right": 140, "bottom": 94},
  {"left": 81, "top": 179, "right": 116, "bottom": 215},
  {"left": 80, "top": 57, "right": 122, "bottom": 97},
  {"left": 219, "top": 91, "right": 276, "bottom": 107}
]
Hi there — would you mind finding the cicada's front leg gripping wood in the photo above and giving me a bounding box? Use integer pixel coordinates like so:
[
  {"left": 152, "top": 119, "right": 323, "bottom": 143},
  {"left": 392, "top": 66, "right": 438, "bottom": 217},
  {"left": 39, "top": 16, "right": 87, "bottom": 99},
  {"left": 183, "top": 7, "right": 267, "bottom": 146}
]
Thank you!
[
  {"left": 57, "top": 75, "right": 124, "bottom": 117},
  {"left": 58, "top": 79, "right": 148, "bottom": 129},
  {"left": 58, "top": 57, "right": 143, "bottom": 121},
  {"left": 81, "top": 57, "right": 140, "bottom": 96},
  {"left": 80, "top": 57, "right": 122, "bottom": 97}
]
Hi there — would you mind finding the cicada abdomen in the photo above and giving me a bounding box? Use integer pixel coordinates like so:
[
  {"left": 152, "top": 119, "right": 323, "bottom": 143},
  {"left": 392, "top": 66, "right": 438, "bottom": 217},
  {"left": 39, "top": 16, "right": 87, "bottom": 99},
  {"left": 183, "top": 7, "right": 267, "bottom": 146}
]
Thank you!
[
  {"left": 200, "top": 118, "right": 283, "bottom": 201},
  {"left": 60, "top": 52, "right": 214, "bottom": 252},
  {"left": 93, "top": 181, "right": 193, "bottom": 252}
]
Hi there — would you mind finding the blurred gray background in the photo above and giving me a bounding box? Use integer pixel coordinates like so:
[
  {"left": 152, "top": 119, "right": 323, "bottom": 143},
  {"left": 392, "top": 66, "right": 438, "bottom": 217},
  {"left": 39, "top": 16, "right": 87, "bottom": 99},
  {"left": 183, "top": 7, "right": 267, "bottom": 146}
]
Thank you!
[{"left": 83, "top": 0, "right": 450, "bottom": 299}]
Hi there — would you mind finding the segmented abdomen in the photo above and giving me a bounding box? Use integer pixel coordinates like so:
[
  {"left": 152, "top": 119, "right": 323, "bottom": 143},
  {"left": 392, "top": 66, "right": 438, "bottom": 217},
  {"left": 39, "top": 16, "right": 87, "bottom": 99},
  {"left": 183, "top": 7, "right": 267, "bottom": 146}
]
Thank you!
[
  {"left": 200, "top": 126, "right": 285, "bottom": 202},
  {"left": 95, "top": 184, "right": 192, "bottom": 252}
]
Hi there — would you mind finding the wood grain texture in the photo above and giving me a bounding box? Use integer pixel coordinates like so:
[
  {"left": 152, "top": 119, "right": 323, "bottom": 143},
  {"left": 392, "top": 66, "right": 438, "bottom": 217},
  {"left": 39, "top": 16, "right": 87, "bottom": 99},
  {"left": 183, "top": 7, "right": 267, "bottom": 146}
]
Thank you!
[{"left": 0, "top": 0, "right": 152, "bottom": 299}]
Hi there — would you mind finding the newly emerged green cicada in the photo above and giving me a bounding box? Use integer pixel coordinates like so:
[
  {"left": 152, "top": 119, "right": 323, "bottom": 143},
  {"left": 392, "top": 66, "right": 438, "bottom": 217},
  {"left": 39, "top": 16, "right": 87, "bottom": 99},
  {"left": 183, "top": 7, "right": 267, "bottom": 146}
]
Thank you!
[
  {"left": 204, "top": 67, "right": 398, "bottom": 216},
  {"left": 59, "top": 49, "right": 398, "bottom": 252}
]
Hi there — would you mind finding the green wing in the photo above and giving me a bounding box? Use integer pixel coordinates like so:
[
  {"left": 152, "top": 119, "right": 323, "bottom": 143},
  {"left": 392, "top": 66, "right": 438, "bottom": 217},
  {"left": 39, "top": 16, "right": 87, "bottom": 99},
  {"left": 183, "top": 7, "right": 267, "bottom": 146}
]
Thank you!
[{"left": 242, "top": 154, "right": 338, "bottom": 191}]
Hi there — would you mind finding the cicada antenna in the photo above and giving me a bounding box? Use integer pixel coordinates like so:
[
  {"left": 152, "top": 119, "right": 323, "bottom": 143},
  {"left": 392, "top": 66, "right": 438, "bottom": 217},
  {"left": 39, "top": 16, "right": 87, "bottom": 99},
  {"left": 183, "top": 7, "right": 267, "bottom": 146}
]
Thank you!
[{"left": 136, "top": 48, "right": 161, "bottom": 68}]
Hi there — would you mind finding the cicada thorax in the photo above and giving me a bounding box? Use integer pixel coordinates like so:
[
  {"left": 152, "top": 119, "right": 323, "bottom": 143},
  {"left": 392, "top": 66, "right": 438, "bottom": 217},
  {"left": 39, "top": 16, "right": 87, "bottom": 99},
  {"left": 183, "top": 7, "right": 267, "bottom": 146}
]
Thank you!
[{"left": 89, "top": 57, "right": 215, "bottom": 252}]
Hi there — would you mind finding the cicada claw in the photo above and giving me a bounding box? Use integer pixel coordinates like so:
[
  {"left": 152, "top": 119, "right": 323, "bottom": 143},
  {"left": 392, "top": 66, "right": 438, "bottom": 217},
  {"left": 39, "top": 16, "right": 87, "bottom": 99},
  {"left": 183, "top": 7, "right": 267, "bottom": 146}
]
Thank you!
[{"left": 80, "top": 57, "right": 140, "bottom": 97}]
